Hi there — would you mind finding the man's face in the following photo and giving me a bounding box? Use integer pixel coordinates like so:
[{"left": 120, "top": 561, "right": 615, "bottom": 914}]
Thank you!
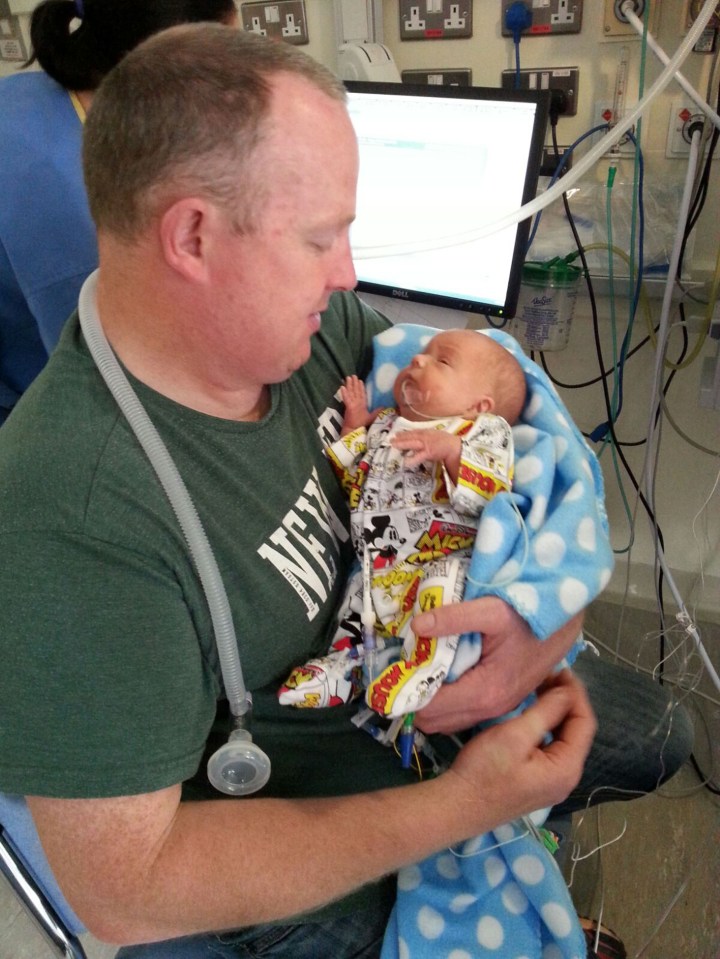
[{"left": 207, "top": 72, "right": 358, "bottom": 389}]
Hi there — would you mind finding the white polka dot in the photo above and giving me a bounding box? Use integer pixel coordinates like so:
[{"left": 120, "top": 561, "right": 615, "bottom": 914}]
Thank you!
[
  {"left": 476, "top": 516, "right": 505, "bottom": 554},
  {"left": 397, "top": 936, "right": 410, "bottom": 959},
  {"left": 397, "top": 863, "right": 422, "bottom": 891},
  {"left": 541, "top": 946, "right": 563, "bottom": 959},
  {"left": 528, "top": 494, "right": 548, "bottom": 530},
  {"left": 555, "top": 411, "right": 569, "bottom": 429},
  {"left": 553, "top": 435, "right": 569, "bottom": 461},
  {"left": 515, "top": 454, "right": 544, "bottom": 484},
  {"left": 377, "top": 326, "right": 407, "bottom": 346},
  {"left": 449, "top": 893, "right": 476, "bottom": 914},
  {"left": 512, "top": 853, "right": 546, "bottom": 884},
  {"left": 576, "top": 517, "right": 596, "bottom": 551},
  {"left": 417, "top": 904, "right": 445, "bottom": 940},
  {"left": 558, "top": 577, "right": 589, "bottom": 615},
  {"left": 447, "top": 951, "right": 473, "bottom": 959},
  {"left": 526, "top": 392, "right": 543, "bottom": 419},
  {"left": 463, "top": 835, "right": 485, "bottom": 856},
  {"left": 484, "top": 853, "right": 507, "bottom": 888},
  {"left": 599, "top": 566, "right": 612, "bottom": 590},
  {"left": 506, "top": 582, "right": 539, "bottom": 615},
  {"left": 495, "top": 823, "right": 516, "bottom": 843},
  {"left": 513, "top": 425, "right": 540, "bottom": 453},
  {"left": 581, "top": 458, "right": 593, "bottom": 479},
  {"left": 534, "top": 532, "right": 566, "bottom": 568},
  {"left": 375, "top": 362, "right": 399, "bottom": 394},
  {"left": 493, "top": 559, "right": 522, "bottom": 584},
  {"left": 435, "top": 852, "right": 461, "bottom": 881},
  {"left": 541, "top": 901, "right": 574, "bottom": 938},
  {"left": 563, "top": 480, "right": 584, "bottom": 503},
  {"left": 476, "top": 914, "right": 505, "bottom": 949},
  {"left": 501, "top": 881, "right": 529, "bottom": 915}
]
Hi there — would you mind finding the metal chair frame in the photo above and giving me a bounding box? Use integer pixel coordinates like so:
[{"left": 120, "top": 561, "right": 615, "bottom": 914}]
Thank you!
[{"left": 0, "top": 821, "right": 88, "bottom": 959}]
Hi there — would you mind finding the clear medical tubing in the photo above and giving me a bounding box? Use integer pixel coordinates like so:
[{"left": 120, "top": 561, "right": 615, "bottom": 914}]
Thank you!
[
  {"left": 621, "top": 1, "right": 720, "bottom": 133},
  {"left": 78, "top": 272, "right": 251, "bottom": 721},
  {"left": 352, "top": 0, "right": 720, "bottom": 261}
]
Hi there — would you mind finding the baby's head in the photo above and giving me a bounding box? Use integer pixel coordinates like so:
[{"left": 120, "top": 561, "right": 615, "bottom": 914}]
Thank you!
[{"left": 393, "top": 329, "right": 526, "bottom": 424}]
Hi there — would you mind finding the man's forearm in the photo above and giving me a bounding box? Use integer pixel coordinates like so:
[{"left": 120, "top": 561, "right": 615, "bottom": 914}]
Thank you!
[{"left": 29, "top": 671, "right": 593, "bottom": 946}]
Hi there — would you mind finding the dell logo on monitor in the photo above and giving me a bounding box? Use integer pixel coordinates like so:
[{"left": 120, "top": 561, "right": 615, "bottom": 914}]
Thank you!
[{"left": 391, "top": 289, "right": 409, "bottom": 299}]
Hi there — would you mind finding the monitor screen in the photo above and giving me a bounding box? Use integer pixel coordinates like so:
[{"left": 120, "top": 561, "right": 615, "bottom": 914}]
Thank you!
[{"left": 345, "top": 81, "right": 550, "bottom": 321}]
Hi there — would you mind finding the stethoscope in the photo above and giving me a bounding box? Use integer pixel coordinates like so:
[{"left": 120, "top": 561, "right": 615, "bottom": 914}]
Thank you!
[{"left": 78, "top": 271, "right": 271, "bottom": 796}]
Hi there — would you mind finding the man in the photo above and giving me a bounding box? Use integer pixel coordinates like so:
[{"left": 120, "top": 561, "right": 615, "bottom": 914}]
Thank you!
[{"left": 0, "top": 25, "right": 687, "bottom": 958}]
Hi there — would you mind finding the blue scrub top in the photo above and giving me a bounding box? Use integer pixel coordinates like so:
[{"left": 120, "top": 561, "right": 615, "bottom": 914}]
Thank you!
[{"left": 0, "top": 71, "right": 98, "bottom": 423}]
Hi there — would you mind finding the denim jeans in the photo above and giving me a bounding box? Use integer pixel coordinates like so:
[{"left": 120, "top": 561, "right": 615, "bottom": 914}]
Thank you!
[
  {"left": 114, "top": 650, "right": 694, "bottom": 958},
  {"left": 115, "top": 899, "right": 393, "bottom": 959}
]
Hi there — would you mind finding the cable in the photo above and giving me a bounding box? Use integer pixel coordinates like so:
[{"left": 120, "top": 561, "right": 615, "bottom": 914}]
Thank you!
[
  {"left": 621, "top": 1, "right": 720, "bottom": 132},
  {"left": 505, "top": 0, "right": 532, "bottom": 90},
  {"left": 353, "top": 4, "right": 719, "bottom": 261}
]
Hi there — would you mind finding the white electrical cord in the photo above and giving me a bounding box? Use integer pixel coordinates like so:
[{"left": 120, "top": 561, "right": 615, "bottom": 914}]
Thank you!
[
  {"left": 637, "top": 129, "right": 720, "bottom": 696},
  {"left": 352, "top": 0, "right": 719, "bottom": 260}
]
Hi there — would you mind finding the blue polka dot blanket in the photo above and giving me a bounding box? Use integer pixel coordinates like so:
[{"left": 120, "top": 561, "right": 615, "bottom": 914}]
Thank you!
[{"left": 364, "top": 323, "right": 614, "bottom": 959}]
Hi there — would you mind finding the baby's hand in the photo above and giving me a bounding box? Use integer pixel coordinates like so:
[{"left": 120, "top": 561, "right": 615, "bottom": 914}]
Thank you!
[
  {"left": 340, "top": 375, "right": 373, "bottom": 433},
  {"left": 392, "top": 429, "right": 461, "bottom": 469}
]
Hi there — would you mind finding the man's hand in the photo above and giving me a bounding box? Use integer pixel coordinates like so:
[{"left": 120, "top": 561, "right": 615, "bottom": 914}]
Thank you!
[
  {"left": 446, "top": 668, "right": 596, "bottom": 819},
  {"left": 412, "top": 596, "right": 583, "bottom": 733}
]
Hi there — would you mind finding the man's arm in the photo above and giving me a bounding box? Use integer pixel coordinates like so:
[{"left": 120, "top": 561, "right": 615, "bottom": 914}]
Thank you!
[
  {"left": 413, "top": 598, "right": 584, "bottom": 733},
  {"left": 28, "top": 670, "right": 594, "bottom": 946}
]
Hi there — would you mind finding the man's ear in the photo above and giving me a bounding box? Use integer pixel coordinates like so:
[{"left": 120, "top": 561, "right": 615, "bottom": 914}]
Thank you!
[{"left": 159, "top": 197, "right": 214, "bottom": 281}]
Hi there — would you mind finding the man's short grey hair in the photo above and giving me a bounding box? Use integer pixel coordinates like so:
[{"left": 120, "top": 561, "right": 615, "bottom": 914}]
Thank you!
[{"left": 83, "top": 23, "right": 347, "bottom": 239}]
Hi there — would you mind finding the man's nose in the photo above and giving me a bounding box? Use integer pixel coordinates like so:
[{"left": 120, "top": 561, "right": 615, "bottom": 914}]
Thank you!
[{"left": 330, "top": 235, "right": 357, "bottom": 292}]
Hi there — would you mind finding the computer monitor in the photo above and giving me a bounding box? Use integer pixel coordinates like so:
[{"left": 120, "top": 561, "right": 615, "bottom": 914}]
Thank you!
[{"left": 345, "top": 81, "right": 550, "bottom": 323}]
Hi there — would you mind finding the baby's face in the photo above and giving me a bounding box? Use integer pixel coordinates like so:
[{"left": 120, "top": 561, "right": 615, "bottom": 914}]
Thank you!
[{"left": 393, "top": 330, "right": 496, "bottom": 421}]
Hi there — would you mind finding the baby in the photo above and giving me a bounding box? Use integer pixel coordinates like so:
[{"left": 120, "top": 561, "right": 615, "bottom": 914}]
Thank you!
[{"left": 279, "top": 329, "right": 526, "bottom": 719}]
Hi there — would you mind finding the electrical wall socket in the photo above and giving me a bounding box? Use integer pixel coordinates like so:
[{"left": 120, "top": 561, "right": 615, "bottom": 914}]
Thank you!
[
  {"left": 402, "top": 68, "right": 472, "bottom": 86},
  {"left": 240, "top": 1, "right": 309, "bottom": 44},
  {"left": 541, "top": 145, "right": 573, "bottom": 177},
  {"left": 666, "top": 97, "right": 717, "bottom": 157},
  {"left": 400, "top": 1, "right": 473, "bottom": 39},
  {"left": 501, "top": 67, "right": 579, "bottom": 116},
  {"left": 602, "top": 0, "right": 660, "bottom": 37},
  {"left": 501, "top": 0, "right": 583, "bottom": 36}
]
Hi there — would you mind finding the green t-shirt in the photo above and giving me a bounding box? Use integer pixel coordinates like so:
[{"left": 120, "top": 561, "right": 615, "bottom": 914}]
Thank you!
[{"left": 0, "top": 291, "right": 418, "bottom": 806}]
